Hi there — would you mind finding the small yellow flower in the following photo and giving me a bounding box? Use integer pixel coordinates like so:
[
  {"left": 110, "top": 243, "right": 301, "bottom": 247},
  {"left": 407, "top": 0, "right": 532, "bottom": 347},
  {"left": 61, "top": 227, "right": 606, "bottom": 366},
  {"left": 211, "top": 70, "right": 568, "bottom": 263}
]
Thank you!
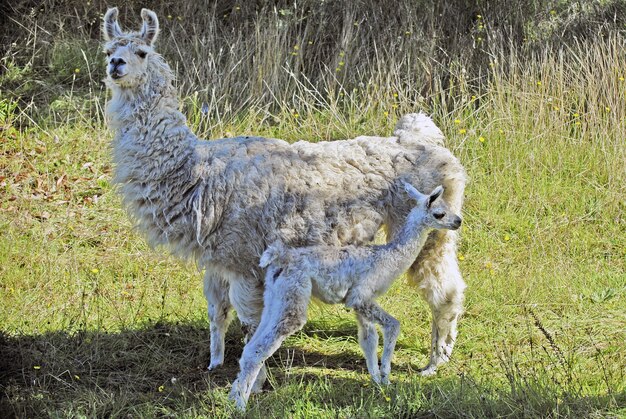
[
  {"left": 553, "top": 106, "right": 560, "bottom": 111},
  {"left": 498, "top": 129, "right": 504, "bottom": 134},
  {"left": 574, "top": 121, "right": 581, "bottom": 126},
  {"left": 572, "top": 113, "right": 580, "bottom": 117},
  {"left": 293, "top": 45, "right": 299, "bottom": 51},
  {"left": 291, "top": 52, "right": 298, "bottom": 56},
  {"left": 536, "top": 81, "right": 542, "bottom": 86},
  {"left": 485, "top": 261, "right": 493, "bottom": 269},
  {"left": 354, "top": 22, "right": 359, "bottom": 27},
  {"left": 489, "top": 269, "right": 495, "bottom": 276},
  {"left": 34, "top": 365, "right": 41, "bottom": 370},
  {"left": 293, "top": 113, "right": 299, "bottom": 118},
  {"left": 308, "top": 41, "right": 313, "bottom": 45},
  {"left": 504, "top": 234, "right": 510, "bottom": 241},
  {"left": 392, "top": 104, "right": 398, "bottom": 109},
  {"left": 158, "top": 385, "right": 165, "bottom": 392},
  {"left": 458, "top": 254, "right": 465, "bottom": 261},
  {"left": 339, "top": 51, "right": 345, "bottom": 57},
  {"left": 550, "top": 10, "right": 556, "bottom": 16},
  {"left": 477, "top": 14, "right": 482, "bottom": 19},
  {"left": 471, "top": 95, "right": 477, "bottom": 101},
  {"left": 74, "top": 68, "right": 80, "bottom": 74},
  {"left": 177, "top": 16, "right": 182, "bottom": 21},
  {"left": 478, "top": 136, "right": 485, "bottom": 143},
  {"left": 235, "top": 6, "right": 240, "bottom": 10},
  {"left": 454, "top": 119, "right": 461, "bottom": 125},
  {"left": 605, "top": 106, "right": 611, "bottom": 112},
  {"left": 459, "top": 129, "right": 467, "bottom": 134},
  {"left": 91, "top": 268, "right": 99, "bottom": 274},
  {"left": 478, "top": 24, "right": 484, "bottom": 30},
  {"left": 619, "top": 76, "right": 625, "bottom": 82},
  {"left": 383, "top": 111, "right": 389, "bottom": 117},
  {"left": 405, "top": 31, "right": 411, "bottom": 36},
  {"left": 167, "top": 15, "right": 172, "bottom": 20},
  {"left": 393, "top": 92, "right": 398, "bottom": 98},
  {"left": 338, "top": 61, "right": 345, "bottom": 66},
  {"left": 74, "top": 375, "right": 80, "bottom": 380}
]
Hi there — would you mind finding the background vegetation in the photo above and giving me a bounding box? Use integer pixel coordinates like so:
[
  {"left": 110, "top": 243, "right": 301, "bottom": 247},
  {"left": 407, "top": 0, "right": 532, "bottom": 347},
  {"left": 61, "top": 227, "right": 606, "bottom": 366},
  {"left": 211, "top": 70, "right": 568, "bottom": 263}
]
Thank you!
[{"left": 1, "top": 0, "right": 624, "bottom": 417}]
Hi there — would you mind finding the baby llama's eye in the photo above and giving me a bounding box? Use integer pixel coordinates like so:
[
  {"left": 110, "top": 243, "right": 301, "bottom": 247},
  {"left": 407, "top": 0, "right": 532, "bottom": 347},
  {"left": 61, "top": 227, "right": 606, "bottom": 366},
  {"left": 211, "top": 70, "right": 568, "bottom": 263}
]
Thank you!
[
  {"left": 136, "top": 50, "right": 147, "bottom": 59},
  {"left": 106, "top": 51, "right": 112, "bottom": 57},
  {"left": 433, "top": 212, "right": 445, "bottom": 220}
]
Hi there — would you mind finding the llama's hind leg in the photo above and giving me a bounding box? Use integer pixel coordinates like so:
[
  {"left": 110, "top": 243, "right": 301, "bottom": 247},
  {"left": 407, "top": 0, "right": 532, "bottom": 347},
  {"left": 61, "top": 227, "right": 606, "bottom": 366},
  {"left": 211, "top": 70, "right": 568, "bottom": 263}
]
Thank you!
[
  {"left": 409, "top": 234, "right": 466, "bottom": 376},
  {"left": 229, "top": 273, "right": 310, "bottom": 410},
  {"left": 353, "top": 301, "right": 400, "bottom": 384},
  {"left": 203, "top": 272, "right": 233, "bottom": 370}
]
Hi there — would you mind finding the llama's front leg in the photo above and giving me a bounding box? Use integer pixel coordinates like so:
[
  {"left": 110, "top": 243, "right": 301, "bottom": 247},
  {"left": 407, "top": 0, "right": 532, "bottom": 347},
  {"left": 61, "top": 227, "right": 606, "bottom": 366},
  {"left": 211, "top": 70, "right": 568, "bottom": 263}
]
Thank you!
[
  {"left": 354, "top": 312, "right": 381, "bottom": 383},
  {"left": 409, "top": 246, "right": 466, "bottom": 376},
  {"left": 421, "top": 304, "right": 462, "bottom": 376},
  {"left": 203, "top": 272, "right": 233, "bottom": 370},
  {"left": 354, "top": 301, "right": 400, "bottom": 384}
]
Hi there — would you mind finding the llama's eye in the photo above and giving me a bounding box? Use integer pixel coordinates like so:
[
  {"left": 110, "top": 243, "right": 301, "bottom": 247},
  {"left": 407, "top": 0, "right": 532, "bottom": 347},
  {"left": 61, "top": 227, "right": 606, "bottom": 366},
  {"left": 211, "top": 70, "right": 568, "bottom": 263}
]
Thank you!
[
  {"left": 136, "top": 50, "right": 147, "bottom": 59},
  {"left": 106, "top": 51, "right": 112, "bottom": 57},
  {"left": 433, "top": 212, "right": 445, "bottom": 220}
]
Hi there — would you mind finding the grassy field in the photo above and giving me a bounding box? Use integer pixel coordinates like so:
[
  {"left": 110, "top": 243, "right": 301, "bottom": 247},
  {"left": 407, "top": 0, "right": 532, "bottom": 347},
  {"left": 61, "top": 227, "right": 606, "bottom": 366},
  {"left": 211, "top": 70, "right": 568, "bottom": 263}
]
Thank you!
[{"left": 1, "top": 1, "right": 625, "bottom": 417}]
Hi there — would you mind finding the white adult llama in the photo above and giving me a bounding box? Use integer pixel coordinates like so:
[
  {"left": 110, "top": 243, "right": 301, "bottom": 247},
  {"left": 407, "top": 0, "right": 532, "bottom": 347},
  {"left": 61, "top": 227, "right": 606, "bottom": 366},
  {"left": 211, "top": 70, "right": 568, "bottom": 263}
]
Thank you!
[
  {"left": 229, "top": 184, "right": 462, "bottom": 409},
  {"left": 102, "top": 7, "right": 467, "bottom": 390}
]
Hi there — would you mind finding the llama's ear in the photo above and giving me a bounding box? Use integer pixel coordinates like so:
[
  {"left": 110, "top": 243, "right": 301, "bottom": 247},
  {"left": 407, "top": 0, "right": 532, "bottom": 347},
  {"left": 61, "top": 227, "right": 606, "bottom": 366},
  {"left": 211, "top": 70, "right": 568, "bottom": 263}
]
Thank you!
[
  {"left": 428, "top": 185, "right": 444, "bottom": 208},
  {"left": 103, "top": 7, "right": 123, "bottom": 41},
  {"left": 403, "top": 182, "right": 425, "bottom": 202},
  {"left": 140, "top": 9, "right": 159, "bottom": 45}
]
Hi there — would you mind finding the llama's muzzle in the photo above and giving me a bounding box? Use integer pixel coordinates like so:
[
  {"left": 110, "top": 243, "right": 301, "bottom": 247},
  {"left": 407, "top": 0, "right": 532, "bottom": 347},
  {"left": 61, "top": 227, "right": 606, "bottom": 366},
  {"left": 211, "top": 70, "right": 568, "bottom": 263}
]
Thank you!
[{"left": 109, "top": 57, "right": 126, "bottom": 79}]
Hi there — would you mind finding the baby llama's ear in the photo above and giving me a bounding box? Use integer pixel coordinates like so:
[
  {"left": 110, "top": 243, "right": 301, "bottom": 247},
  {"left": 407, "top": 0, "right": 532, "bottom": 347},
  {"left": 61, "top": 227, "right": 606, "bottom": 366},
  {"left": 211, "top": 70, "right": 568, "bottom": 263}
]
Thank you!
[
  {"left": 140, "top": 9, "right": 159, "bottom": 45},
  {"left": 403, "top": 181, "right": 425, "bottom": 203},
  {"left": 427, "top": 185, "right": 444, "bottom": 208},
  {"left": 103, "top": 7, "right": 123, "bottom": 41}
]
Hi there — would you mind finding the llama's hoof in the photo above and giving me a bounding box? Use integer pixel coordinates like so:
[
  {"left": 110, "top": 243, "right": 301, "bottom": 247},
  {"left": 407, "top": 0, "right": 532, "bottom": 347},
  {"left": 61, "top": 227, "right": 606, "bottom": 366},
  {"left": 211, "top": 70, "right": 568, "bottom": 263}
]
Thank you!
[
  {"left": 207, "top": 361, "right": 223, "bottom": 371},
  {"left": 418, "top": 365, "right": 437, "bottom": 377}
]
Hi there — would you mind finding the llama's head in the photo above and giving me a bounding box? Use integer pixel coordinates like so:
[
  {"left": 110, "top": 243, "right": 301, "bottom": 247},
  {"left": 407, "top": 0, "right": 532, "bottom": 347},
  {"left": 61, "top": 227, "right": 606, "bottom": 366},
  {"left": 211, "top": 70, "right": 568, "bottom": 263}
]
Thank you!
[
  {"left": 403, "top": 182, "right": 462, "bottom": 230},
  {"left": 102, "top": 7, "right": 160, "bottom": 89}
]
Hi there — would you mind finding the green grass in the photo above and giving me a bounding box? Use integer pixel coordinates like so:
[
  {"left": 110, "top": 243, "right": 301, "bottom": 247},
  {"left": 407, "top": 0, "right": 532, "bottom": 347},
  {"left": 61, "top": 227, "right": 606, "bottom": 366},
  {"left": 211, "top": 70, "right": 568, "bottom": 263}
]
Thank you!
[
  {"left": 1, "top": 96, "right": 624, "bottom": 416},
  {"left": 1, "top": 2, "right": 626, "bottom": 416}
]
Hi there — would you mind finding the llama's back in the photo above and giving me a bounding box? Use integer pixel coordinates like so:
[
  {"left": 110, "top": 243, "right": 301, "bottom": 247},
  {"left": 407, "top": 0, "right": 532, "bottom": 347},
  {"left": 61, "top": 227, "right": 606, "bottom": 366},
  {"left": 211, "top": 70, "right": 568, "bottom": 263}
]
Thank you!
[{"left": 167, "top": 115, "right": 465, "bottom": 279}]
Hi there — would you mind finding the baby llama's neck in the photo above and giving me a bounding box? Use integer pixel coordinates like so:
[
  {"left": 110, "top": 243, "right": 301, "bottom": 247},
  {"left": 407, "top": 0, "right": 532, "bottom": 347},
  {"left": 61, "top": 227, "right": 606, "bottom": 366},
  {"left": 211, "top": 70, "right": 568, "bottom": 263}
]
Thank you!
[
  {"left": 383, "top": 210, "right": 432, "bottom": 272},
  {"left": 106, "top": 54, "right": 195, "bottom": 185}
]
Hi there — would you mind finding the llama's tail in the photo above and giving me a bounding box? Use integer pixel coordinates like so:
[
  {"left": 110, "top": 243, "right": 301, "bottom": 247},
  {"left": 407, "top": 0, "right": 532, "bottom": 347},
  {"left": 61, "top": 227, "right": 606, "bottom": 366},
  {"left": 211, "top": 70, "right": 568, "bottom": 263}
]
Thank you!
[
  {"left": 259, "top": 241, "right": 285, "bottom": 268},
  {"left": 393, "top": 112, "right": 445, "bottom": 146}
]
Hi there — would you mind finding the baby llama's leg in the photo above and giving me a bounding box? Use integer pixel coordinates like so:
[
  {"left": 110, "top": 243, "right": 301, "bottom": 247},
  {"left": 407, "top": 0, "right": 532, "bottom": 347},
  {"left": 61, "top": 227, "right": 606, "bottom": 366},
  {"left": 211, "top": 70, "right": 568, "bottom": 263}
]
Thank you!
[
  {"left": 229, "top": 273, "right": 311, "bottom": 410},
  {"left": 353, "top": 301, "right": 400, "bottom": 384},
  {"left": 228, "top": 277, "right": 268, "bottom": 392},
  {"left": 354, "top": 312, "right": 381, "bottom": 383},
  {"left": 408, "top": 231, "right": 466, "bottom": 376},
  {"left": 203, "top": 272, "right": 233, "bottom": 370}
]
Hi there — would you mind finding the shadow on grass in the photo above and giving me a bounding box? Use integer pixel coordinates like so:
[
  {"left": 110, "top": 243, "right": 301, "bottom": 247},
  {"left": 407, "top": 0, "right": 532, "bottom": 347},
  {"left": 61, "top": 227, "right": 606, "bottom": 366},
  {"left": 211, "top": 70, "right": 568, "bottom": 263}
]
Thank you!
[{"left": 1, "top": 320, "right": 623, "bottom": 418}]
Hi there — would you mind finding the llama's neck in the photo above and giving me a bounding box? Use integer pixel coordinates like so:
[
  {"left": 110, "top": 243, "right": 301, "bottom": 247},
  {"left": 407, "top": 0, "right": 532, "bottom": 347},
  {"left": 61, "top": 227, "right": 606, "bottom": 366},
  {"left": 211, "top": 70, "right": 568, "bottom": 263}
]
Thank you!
[{"left": 106, "top": 55, "right": 194, "bottom": 184}]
